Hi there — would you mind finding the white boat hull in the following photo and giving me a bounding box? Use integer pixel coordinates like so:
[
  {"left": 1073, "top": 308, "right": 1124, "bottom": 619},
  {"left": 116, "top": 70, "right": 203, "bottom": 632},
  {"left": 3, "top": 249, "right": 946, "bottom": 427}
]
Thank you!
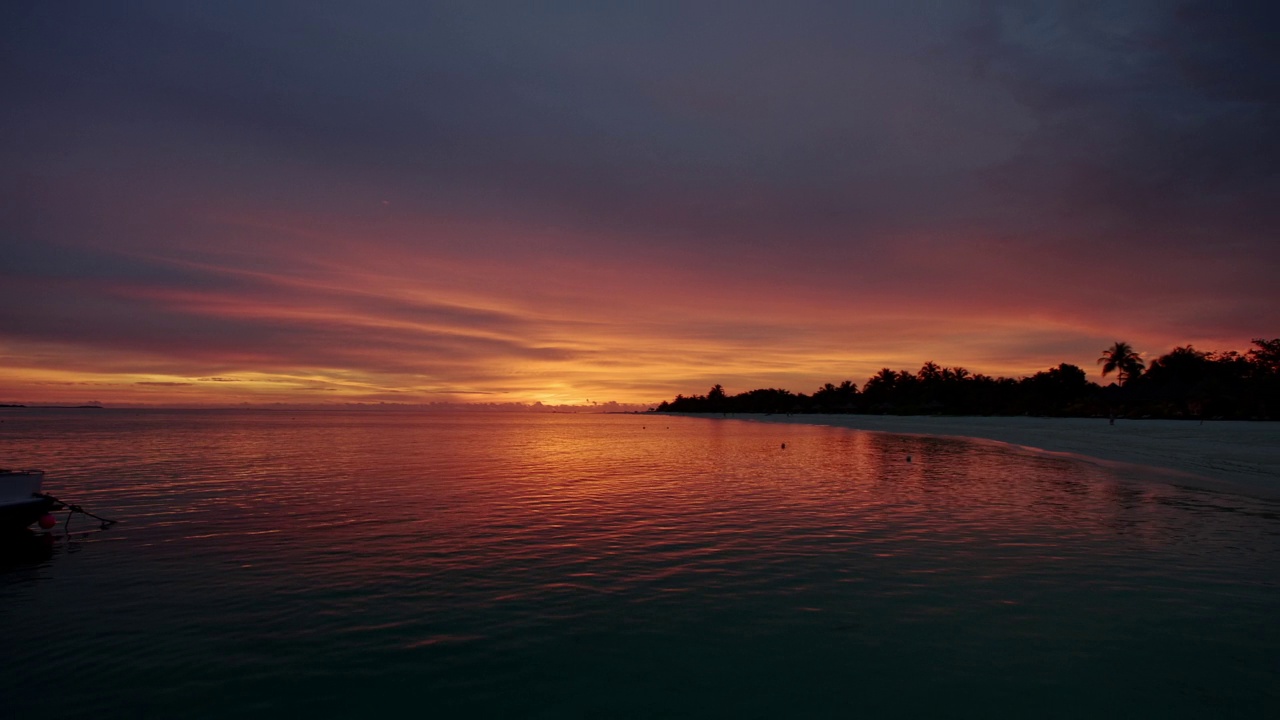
[{"left": 0, "top": 469, "right": 57, "bottom": 532}]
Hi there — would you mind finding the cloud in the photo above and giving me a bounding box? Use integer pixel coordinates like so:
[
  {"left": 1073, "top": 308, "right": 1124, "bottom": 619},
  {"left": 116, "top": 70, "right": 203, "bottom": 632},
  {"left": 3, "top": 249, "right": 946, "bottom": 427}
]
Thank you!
[{"left": 0, "top": 1, "right": 1275, "bottom": 404}]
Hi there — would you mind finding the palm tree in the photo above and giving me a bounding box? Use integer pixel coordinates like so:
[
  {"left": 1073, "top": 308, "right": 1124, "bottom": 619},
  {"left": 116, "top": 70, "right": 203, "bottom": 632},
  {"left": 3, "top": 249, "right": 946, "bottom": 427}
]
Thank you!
[{"left": 1097, "top": 341, "right": 1145, "bottom": 386}]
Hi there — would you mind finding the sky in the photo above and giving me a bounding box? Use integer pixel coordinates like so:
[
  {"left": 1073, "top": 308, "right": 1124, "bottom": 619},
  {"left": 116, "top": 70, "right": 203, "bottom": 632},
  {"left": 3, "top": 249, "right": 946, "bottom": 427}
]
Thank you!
[{"left": 2, "top": 1, "right": 1277, "bottom": 406}]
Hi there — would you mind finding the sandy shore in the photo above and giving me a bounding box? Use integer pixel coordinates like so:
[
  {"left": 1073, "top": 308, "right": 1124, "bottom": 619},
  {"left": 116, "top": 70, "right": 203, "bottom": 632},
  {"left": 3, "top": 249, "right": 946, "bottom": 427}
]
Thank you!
[{"left": 720, "top": 414, "right": 1280, "bottom": 499}]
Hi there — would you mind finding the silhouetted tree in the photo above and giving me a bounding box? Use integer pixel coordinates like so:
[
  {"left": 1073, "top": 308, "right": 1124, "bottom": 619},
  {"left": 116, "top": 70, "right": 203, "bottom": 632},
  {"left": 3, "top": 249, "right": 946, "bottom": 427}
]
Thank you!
[
  {"left": 1244, "top": 338, "right": 1280, "bottom": 418},
  {"left": 1097, "top": 341, "right": 1145, "bottom": 386},
  {"left": 862, "top": 368, "right": 902, "bottom": 411},
  {"left": 813, "top": 380, "right": 859, "bottom": 413},
  {"left": 917, "top": 361, "right": 942, "bottom": 383},
  {"left": 654, "top": 337, "right": 1276, "bottom": 419},
  {"left": 707, "top": 384, "right": 728, "bottom": 412},
  {"left": 1248, "top": 338, "right": 1280, "bottom": 374},
  {"left": 1020, "top": 363, "right": 1090, "bottom": 415}
]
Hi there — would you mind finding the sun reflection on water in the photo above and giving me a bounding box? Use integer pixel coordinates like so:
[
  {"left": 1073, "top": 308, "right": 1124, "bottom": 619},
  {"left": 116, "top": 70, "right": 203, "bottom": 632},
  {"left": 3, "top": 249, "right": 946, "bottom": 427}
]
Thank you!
[{"left": 1, "top": 409, "right": 1276, "bottom": 717}]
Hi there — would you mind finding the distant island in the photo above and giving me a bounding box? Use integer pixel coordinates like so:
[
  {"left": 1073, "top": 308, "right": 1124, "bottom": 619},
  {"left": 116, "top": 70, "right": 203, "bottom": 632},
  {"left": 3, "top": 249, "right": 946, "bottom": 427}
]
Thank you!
[
  {"left": 0, "top": 404, "right": 103, "bottom": 409},
  {"left": 656, "top": 339, "right": 1280, "bottom": 421}
]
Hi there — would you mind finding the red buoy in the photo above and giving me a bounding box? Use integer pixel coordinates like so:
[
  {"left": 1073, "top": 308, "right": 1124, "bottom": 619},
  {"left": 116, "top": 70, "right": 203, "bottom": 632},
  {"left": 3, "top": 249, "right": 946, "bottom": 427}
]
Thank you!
[{"left": 38, "top": 513, "right": 57, "bottom": 530}]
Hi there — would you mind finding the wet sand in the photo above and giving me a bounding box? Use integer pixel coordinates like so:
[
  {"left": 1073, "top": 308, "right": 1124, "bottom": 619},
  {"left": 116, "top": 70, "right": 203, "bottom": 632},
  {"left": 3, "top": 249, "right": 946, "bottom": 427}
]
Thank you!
[{"left": 722, "top": 414, "right": 1280, "bottom": 498}]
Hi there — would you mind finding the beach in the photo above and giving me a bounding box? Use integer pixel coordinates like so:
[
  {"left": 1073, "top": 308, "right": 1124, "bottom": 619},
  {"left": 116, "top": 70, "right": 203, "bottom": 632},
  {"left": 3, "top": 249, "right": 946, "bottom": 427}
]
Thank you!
[{"left": 724, "top": 414, "right": 1280, "bottom": 499}]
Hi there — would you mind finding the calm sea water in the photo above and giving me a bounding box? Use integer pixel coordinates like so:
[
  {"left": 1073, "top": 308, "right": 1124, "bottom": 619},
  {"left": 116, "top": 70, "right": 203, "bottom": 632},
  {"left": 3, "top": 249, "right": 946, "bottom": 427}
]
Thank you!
[{"left": 1, "top": 409, "right": 1276, "bottom": 718}]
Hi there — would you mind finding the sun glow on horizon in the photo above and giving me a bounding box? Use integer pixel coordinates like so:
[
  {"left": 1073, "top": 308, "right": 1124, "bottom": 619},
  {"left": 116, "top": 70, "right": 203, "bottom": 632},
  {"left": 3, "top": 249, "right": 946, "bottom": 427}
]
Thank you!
[
  {"left": 1, "top": 183, "right": 1267, "bottom": 409},
  {"left": 1, "top": 229, "right": 1263, "bottom": 408}
]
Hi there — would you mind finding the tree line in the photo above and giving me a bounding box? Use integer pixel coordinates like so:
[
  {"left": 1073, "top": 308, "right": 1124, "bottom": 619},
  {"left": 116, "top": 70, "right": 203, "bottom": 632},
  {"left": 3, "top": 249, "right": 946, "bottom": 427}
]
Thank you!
[{"left": 654, "top": 338, "right": 1280, "bottom": 420}]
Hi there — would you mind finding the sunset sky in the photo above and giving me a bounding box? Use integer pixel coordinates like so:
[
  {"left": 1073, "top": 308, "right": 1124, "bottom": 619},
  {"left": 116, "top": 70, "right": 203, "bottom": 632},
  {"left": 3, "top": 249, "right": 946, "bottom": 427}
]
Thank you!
[{"left": 2, "top": 1, "right": 1276, "bottom": 406}]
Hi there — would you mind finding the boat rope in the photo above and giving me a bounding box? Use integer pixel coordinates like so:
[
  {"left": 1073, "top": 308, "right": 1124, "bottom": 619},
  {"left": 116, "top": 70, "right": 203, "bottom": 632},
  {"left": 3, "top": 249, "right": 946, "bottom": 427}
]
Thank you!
[{"left": 36, "top": 492, "right": 119, "bottom": 531}]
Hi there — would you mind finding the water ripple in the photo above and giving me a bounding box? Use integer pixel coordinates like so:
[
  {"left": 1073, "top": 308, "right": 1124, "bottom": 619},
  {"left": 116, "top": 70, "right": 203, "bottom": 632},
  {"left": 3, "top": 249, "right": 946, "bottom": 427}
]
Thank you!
[{"left": 1, "top": 409, "right": 1277, "bottom": 718}]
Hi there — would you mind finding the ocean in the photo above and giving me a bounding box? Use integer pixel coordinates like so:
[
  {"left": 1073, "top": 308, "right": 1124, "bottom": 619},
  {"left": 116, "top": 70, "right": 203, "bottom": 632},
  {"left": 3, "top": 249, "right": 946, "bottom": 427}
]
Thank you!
[{"left": 1, "top": 409, "right": 1276, "bottom": 718}]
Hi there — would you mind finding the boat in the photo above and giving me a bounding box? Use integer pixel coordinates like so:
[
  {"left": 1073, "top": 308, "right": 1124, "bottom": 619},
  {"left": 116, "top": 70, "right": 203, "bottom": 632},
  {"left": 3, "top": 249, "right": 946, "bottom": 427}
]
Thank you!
[{"left": 0, "top": 469, "right": 60, "bottom": 533}]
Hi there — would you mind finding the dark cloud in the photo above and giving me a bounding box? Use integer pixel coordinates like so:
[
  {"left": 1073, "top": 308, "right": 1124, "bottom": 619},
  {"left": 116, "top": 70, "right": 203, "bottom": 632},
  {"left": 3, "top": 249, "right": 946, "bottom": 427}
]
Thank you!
[{"left": 964, "top": 1, "right": 1278, "bottom": 242}]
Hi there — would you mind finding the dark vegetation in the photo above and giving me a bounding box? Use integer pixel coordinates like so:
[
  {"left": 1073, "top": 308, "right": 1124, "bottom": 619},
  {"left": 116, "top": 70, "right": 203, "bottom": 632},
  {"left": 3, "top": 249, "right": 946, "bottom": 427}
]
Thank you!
[{"left": 655, "top": 339, "right": 1280, "bottom": 420}]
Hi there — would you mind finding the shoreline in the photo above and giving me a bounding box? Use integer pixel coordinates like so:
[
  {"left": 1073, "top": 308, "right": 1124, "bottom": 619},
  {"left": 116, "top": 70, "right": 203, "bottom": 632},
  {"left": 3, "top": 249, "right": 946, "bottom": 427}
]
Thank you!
[{"left": 688, "top": 414, "right": 1280, "bottom": 499}]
